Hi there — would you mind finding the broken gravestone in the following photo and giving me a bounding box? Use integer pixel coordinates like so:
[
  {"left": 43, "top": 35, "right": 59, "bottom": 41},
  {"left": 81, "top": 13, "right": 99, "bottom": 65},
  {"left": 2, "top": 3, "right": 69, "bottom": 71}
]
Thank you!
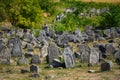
[
  {"left": 47, "top": 42, "right": 60, "bottom": 64},
  {"left": 11, "top": 36, "right": 22, "bottom": 57},
  {"left": 63, "top": 47, "right": 75, "bottom": 68}
]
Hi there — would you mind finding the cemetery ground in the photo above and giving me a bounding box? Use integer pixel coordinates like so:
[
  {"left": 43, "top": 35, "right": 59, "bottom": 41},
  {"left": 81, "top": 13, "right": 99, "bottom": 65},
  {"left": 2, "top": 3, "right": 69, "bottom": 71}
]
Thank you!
[
  {"left": 0, "top": 61, "right": 119, "bottom": 80},
  {"left": 0, "top": 40, "right": 120, "bottom": 80}
]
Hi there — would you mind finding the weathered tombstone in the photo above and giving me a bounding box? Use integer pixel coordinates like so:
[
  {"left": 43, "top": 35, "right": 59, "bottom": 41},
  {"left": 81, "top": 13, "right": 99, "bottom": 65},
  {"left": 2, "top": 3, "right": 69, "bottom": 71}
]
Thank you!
[
  {"left": 101, "top": 62, "right": 111, "bottom": 71},
  {"left": 63, "top": 47, "right": 75, "bottom": 68},
  {"left": 72, "top": 29, "right": 83, "bottom": 43},
  {"left": 114, "top": 50, "right": 120, "bottom": 64},
  {"left": 110, "top": 27, "right": 118, "bottom": 38},
  {"left": 23, "top": 30, "right": 35, "bottom": 42},
  {"left": 55, "top": 32, "right": 69, "bottom": 47},
  {"left": 17, "top": 57, "right": 29, "bottom": 65},
  {"left": 79, "top": 44, "right": 90, "bottom": 63},
  {"left": 105, "top": 43, "right": 115, "bottom": 55},
  {"left": 26, "top": 43, "right": 34, "bottom": 52},
  {"left": 37, "top": 30, "right": 46, "bottom": 42},
  {"left": 31, "top": 55, "right": 41, "bottom": 64},
  {"left": 104, "top": 29, "right": 111, "bottom": 38},
  {"left": 89, "top": 48, "right": 100, "bottom": 66},
  {"left": 40, "top": 40, "right": 48, "bottom": 57},
  {"left": 47, "top": 42, "right": 60, "bottom": 64},
  {"left": 0, "top": 44, "right": 11, "bottom": 64},
  {"left": 11, "top": 36, "right": 22, "bottom": 57}
]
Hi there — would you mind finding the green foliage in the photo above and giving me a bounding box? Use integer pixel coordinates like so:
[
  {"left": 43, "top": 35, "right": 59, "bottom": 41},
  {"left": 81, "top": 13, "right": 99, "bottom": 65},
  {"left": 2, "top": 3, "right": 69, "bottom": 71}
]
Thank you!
[
  {"left": 0, "top": 0, "right": 120, "bottom": 31},
  {"left": 34, "top": 29, "right": 39, "bottom": 37}
]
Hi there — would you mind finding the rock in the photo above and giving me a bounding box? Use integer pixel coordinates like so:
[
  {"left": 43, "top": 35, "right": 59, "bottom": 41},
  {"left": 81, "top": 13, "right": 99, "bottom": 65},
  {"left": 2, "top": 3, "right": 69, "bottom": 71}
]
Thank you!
[
  {"left": 47, "top": 42, "right": 60, "bottom": 64},
  {"left": 21, "top": 69, "right": 29, "bottom": 73},
  {"left": 0, "top": 43, "right": 11, "bottom": 64},
  {"left": 89, "top": 48, "right": 100, "bottom": 66},
  {"left": 30, "top": 65, "right": 40, "bottom": 74},
  {"left": 17, "top": 57, "right": 29, "bottom": 65},
  {"left": 101, "top": 62, "right": 111, "bottom": 71},
  {"left": 11, "top": 36, "right": 22, "bottom": 57},
  {"left": 50, "top": 59, "right": 64, "bottom": 68},
  {"left": 63, "top": 47, "right": 75, "bottom": 68},
  {"left": 45, "top": 75, "right": 55, "bottom": 79},
  {"left": 88, "top": 70, "right": 95, "bottom": 73},
  {"left": 31, "top": 55, "right": 41, "bottom": 64}
]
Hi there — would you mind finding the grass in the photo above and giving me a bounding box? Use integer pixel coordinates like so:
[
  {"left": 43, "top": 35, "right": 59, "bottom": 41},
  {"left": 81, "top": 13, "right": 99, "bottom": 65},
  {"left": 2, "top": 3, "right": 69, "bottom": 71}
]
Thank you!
[{"left": 0, "top": 63, "right": 119, "bottom": 80}]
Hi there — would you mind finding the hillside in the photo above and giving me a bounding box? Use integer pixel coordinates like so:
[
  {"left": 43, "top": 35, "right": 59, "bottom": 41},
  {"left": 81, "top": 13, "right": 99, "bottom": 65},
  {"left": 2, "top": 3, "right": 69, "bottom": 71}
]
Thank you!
[{"left": 0, "top": 1, "right": 120, "bottom": 80}]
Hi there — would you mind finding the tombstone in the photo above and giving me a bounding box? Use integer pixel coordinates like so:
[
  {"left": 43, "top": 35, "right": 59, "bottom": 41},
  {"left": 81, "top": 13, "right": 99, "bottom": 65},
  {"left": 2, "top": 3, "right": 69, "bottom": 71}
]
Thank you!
[
  {"left": 104, "top": 29, "right": 111, "bottom": 38},
  {"left": 0, "top": 44, "right": 11, "bottom": 64},
  {"left": 71, "top": 29, "right": 83, "bottom": 43},
  {"left": 26, "top": 43, "right": 34, "bottom": 52},
  {"left": 101, "top": 62, "right": 111, "bottom": 71},
  {"left": 47, "top": 42, "right": 60, "bottom": 64},
  {"left": 48, "top": 29, "right": 55, "bottom": 38},
  {"left": 21, "top": 41, "right": 27, "bottom": 49},
  {"left": 23, "top": 30, "right": 35, "bottom": 43},
  {"left": 16, "top": 29, "right": 23, "bottom": 38},
  {"left": 79, "top": 44, "right": 90, "bottom": 63},
  {"left": 11, "top": 36, "right": 22, "bottom": 57},
  {"left": 89, "top": 48, "right": 100, "bottom": 66},
  {"left": 31, "top": 55, "right": 41, "bottom": 64},
  {"left": 40, "top": 40, "right": 48, "bottom": 57},
  {"left": 114, "top": 50, "right": 120, "bottom": 64},
  {"left": 55, "top": 32, "right": 69, "bottom": 47},
  {"left": 110, "top": 27, "right": 118, "bottom": 38},
  {"left": 17, "top": 57, "right": 29, "bottom": 65},
  {"left": 37, "top": 30, "right": 46, "bottom": 42},
  {"left": 63, "top": 47, "right": 75, "bottom": 68},
  {"left": 105, "top": 43, "right": 116, "bottom": 55},
  {"left": 30, "top": 65, "right": 40, "bottom": 74}
]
